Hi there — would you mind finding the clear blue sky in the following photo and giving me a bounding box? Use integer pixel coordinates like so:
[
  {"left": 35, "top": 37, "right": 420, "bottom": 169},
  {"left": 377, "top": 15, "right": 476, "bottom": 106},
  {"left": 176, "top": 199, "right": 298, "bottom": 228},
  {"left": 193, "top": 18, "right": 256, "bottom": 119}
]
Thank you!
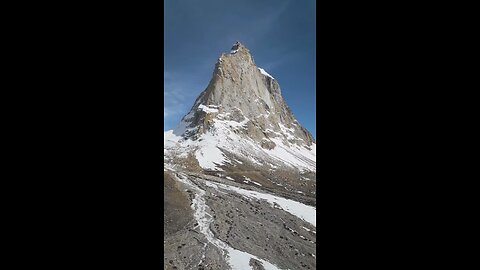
[{"left": 164, "top": 0, "right": 316, "bottom": 138}]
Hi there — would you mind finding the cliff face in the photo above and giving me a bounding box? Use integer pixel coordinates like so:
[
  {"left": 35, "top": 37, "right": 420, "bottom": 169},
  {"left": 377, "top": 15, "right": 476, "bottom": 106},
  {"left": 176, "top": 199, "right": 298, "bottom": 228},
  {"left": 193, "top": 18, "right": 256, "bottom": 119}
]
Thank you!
[{"left": 175, "top": 42, "right": 315, "bottom": 148}]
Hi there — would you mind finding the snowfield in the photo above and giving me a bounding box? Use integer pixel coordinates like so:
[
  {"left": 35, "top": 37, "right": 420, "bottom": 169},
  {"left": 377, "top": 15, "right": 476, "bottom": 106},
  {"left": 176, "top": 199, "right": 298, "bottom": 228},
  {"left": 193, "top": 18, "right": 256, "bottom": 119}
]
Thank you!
[{"left": 164, "top": 115, "right": 316, "bottom": 172}]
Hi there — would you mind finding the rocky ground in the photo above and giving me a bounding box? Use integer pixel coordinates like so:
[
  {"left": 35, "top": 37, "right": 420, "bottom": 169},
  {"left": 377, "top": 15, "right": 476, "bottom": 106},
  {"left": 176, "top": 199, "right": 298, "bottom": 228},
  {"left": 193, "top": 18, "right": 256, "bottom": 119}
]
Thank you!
[{"left": 164, "top": 169, "right": 316, "bottom": 270}]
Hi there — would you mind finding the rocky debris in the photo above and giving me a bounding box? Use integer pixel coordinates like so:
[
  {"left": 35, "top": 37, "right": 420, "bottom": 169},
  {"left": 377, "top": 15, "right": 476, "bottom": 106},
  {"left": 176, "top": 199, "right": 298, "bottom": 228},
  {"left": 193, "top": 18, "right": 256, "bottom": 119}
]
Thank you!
[
  {"left": 200, "top": 178, "right": 315, "bottom": 269},
  {"left": 164, "top": 169, "right": 316, "bottom": 269},
  {"left": 249, "top": 258, "right": 266, "bottom": 270},
  {"left": 260, "top": 139, "right": 276, "bottom": 150},
  {"left": 164, "top": 172, "right": 230, "bottom": 270}
]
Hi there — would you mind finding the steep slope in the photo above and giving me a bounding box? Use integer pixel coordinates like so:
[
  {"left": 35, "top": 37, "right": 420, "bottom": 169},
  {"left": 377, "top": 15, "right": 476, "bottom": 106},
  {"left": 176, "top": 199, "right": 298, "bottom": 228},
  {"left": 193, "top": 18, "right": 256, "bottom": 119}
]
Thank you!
[{"left": 179, "top": 42, "right": 314, "bottom": 145}]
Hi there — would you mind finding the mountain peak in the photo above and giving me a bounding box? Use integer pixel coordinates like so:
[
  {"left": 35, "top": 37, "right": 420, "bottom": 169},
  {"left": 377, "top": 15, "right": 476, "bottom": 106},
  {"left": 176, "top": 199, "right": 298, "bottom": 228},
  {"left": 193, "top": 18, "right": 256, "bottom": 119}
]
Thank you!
[
  {"left": 217, "top": 41, "right": 253, "bottom": 65},
  {"left": 170, "top": 42, "right": 316, "bottom": 176},
  {"left": 174, "top": 43, "right": 315, "bottom": 149},
  {"left": 230, "top": 41, "right": 244, "bottom": 52},
  {"left": 231, "top": 41, "right": 241, "bottom": 49}
]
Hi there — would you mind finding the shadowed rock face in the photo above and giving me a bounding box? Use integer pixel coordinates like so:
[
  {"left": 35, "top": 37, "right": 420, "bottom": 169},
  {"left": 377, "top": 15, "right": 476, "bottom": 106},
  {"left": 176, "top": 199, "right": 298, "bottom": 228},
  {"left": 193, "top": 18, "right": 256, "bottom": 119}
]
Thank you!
[{"left": 164, "top": 172, "right": 193, "bottom": 236}]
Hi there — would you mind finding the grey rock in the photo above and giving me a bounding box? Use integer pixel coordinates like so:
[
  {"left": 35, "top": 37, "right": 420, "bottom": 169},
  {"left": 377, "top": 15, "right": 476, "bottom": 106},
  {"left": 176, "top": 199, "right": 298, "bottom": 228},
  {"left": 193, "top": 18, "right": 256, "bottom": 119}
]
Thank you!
[{"left": 177, "top": 42, "right": 314, "bottom": 147}]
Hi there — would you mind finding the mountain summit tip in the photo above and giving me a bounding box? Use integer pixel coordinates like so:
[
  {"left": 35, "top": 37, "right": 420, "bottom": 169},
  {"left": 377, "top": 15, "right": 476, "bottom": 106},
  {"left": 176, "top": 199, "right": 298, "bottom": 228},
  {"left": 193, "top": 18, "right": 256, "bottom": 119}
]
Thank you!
[{"left": 230, "top": 41, "right": 245, "bottom": 54}]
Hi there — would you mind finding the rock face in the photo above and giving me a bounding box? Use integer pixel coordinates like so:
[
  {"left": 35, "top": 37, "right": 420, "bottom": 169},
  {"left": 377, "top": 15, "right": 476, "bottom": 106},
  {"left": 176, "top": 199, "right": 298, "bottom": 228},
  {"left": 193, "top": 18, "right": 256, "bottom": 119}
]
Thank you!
[
  {"left": 164, "top": 42, "right": 316, "bottom": 270},
  {"left": 177, "top": 42, "right": 315, "bottom": 148}
]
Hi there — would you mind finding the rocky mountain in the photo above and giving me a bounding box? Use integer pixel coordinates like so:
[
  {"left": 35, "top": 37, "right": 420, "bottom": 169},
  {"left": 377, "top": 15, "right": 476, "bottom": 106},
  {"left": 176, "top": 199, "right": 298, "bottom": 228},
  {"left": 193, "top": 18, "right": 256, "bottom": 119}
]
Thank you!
[{"left": 164, "top": 42, "right": 316, "bottom": 270}]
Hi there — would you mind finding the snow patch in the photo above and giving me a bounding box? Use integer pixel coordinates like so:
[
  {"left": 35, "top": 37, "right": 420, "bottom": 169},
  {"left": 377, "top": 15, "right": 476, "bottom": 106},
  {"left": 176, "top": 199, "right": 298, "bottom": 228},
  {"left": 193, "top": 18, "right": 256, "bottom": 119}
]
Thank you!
[
  {"left": 258, "top": 67, "right": 275, "bottom": 80},
  {"left": 211, "top": 180, "right": 316, "bottom": 227},
  {"left": 198, "top": 104, "right": 219, "bottom": 113},
  {"left": 164, "top": 130, "right": 181, "bottom": 148},
  {"left": 243, "top": 176, "right": 262, "bottom": 186},
  {"left": 302, "top": 226, "right": 316, "bottom": 234},
  {"left": 195, "top": 144, "right": 225, "bottom": 171}
]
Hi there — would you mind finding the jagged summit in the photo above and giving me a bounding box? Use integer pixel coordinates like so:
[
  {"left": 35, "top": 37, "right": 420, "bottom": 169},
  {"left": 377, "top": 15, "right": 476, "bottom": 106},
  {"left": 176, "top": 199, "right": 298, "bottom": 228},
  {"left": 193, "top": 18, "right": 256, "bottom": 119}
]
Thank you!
[
  {"left": 217, "top": 41, "right": 255, "bottom": 69},
  {"left": 177, "top": 42, "right": 313, "bottom": 142},
  {"left": 166, "top": 42, "right": 315, "bottom": 173},
  {"left": 230, "top": 41, "right": 241, "bottom": 53},
  {"left": 230, "top": 41, "right": 248, "bottom": 52}
]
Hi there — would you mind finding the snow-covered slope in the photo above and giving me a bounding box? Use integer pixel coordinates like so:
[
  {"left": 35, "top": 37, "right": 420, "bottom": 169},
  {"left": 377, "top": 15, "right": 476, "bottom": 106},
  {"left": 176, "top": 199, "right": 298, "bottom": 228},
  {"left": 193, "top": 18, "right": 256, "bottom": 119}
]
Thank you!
[{"left": 165, "top": 115, "right": 315, "bottom": 172}]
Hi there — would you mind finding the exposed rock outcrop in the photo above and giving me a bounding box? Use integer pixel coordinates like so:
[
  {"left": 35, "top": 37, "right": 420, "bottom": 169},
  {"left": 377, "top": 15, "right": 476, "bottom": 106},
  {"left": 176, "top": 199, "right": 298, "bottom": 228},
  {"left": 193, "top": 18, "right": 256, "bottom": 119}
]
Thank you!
[{"left": 176, "top": 42, "right": 315, "bottom": 148}]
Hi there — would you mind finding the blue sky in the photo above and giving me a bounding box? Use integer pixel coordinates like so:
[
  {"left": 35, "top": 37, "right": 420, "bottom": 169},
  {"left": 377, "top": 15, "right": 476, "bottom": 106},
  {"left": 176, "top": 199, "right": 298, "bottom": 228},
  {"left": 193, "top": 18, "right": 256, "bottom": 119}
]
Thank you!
[{"left": 164, "top": 0, "right": 316, "bottom": 138}]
